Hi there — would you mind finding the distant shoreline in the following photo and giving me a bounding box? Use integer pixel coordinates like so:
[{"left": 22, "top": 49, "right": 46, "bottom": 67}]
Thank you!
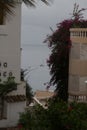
[{"left": 21, "top": 44, "right": 48, "bottom": 46}]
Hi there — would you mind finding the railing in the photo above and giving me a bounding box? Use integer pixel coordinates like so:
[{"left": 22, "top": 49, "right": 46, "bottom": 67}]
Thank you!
[
  {"left": 70, "top": 28, "right": 87, "bottom": 43},
  {"left": 69, "top": 92, "right": 87, "bottom": 102},
  {"left": 70, "top": 28, "right": 87, "bottom": 37}
]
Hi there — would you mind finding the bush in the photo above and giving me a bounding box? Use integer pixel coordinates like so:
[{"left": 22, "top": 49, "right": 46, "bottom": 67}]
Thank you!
[{"left": 18, "top": 100, "right": 87, "bottom": 130}]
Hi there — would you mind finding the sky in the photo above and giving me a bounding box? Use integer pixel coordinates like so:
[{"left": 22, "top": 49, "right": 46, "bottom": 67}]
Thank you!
[
  {"left": 21, "top": 0, "right": 87, "bottom": 45},
  {"left": 21, "top": 0, "right": 87, "bottom": 90}
]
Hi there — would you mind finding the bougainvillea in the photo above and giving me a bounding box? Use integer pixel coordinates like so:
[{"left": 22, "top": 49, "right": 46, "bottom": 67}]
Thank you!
[{"left": 45, "top": 4, "right": 87, "bottom": 101}]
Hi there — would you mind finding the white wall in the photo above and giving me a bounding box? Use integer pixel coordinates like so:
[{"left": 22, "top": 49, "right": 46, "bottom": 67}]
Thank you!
[
  {"left": 0, "top": 2, "right": 21, "bottom": 83},
  {"left": 0, "top": 1, "right": 26, "bottom": 128},
  {"left": 0, "top": 101, "right": 26, "bottom": 127}
]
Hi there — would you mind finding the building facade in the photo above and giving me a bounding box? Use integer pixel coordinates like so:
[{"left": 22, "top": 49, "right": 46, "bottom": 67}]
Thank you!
[
  {"left": 0, "top": 0, "right": 26, "bottom": 127},
  {"left": 68, "top": 28, "right": 87, "bottom": 102}
]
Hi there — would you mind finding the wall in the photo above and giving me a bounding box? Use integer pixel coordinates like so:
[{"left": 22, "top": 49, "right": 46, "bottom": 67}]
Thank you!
[
  {"left": 0, "top": 1, "right": 26, "bottom": 128},
  {"left": 0, "top": 101, "right": 26, "bottom": 128},
  {"left": 68, "top": 28, "right": 87, "bottom": 94},
  {"left": 0, "top": 2, "right": 21, "bottom": 83}
]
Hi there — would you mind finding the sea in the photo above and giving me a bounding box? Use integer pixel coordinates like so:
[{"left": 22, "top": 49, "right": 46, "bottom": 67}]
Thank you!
[{"left": 21, "top": 44, "right": 52, "bottom": 92}]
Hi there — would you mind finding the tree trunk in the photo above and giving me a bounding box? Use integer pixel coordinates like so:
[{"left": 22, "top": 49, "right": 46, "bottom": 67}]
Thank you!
[{"left": 0, "top": 97, "right": 4, "bottom": 119}]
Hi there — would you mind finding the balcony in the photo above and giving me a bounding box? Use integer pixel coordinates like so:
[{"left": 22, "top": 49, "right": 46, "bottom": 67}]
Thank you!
[
  {"left": 69, "top": 91, "right": 87, "bottom": 103},
  {"left": 70, "top": 28, "right": 87, "bottom": 44}
]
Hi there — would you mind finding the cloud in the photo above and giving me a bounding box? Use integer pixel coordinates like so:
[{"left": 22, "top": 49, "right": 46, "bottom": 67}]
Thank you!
[{"left": 21, "top": 0, "right": 87, "bottom": 45}]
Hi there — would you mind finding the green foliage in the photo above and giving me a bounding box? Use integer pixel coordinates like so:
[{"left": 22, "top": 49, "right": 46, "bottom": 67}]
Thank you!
[
  {"left": 21, "top": 68, "right": 33, "bottom": 105},
  {"left": 33, "top": 105, "right": 50, "bottom": 130},
  {"left": 0, "top": 77, "right": 17, "bottom": 97},
  {"left": 0, "top": 77, "right": 17, "bottom": 119},
  {"left": 18, "top": 101, "right": 87, "bottom": 130},
  {"left": 71, "top": 3, "right": 87, "bottom": 20},
  {"left": 26, "top": 82, "right": 33, "bottom": 105},
  {"left": 18, "top": 110, "right": 33, "bottom": 130},
  {"left": 18, "top": 105, "right": 49, "bottom": 130}
]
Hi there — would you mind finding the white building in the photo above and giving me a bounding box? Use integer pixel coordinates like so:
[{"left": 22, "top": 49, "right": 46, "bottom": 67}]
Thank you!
[{"left": 0, "top": 0, "right": 26, "bottom": 127}]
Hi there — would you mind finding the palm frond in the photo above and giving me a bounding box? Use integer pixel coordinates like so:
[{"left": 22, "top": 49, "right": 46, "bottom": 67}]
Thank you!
[
  {"left": 22, "top": 0, "right": 51, "bottom": 7},
  {"left": 0, "top": 0, "right": 52, "bottom": 24},
  {"left": 0, "top": 0, "right": 15, "bottom": 24},
  {"left": 41, "top": 0, "right": 50, "bottom": 5},
  {"left": 22, "top": 0, "right": 36, "bottom": 7}
]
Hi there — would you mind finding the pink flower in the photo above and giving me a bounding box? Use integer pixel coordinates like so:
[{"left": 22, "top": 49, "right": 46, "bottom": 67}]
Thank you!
[
  {"left": 18, "top": 123, "right": 23, "bottom": 129},
  {"left": 46, "top": 85, "right": 50, "bottom": 90}
]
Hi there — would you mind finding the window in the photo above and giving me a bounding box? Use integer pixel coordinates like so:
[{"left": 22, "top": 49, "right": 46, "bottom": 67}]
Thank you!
[
  {"left": 9, "top": 72, "right": 13, "bottom": 77},
  {"left": 3, "top": 72, "right": 7, "bottom": 77},
  {"left": 3, "top": 62, "right": 7, "bottom": 68}
]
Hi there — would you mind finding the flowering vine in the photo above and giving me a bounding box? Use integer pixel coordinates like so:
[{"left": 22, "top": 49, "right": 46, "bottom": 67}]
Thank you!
[{"left": 44, "top": 3, "right": 87, "bottom": 101}]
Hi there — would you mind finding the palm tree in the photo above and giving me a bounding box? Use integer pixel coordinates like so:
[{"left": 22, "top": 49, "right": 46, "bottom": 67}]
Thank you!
[
  {"left": 0, "top": 0, "right": 52, "bottom": 24},
  {"left": 26, "top": 82, "right": 33, "bottom": 105},
  {"left": 0, "top": 77, "right": 17, "bottom": 119}
]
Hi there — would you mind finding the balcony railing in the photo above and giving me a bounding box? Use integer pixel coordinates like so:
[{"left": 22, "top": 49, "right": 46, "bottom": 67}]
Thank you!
[
  {"left": 70, "top": 28, "right": 87, "bottom": 43},
  {"left": 70, "top": 28, "right": 87, "bottom": 37},
  {"left": 68, "top": 91, "right": 87, "bottom": 102}
]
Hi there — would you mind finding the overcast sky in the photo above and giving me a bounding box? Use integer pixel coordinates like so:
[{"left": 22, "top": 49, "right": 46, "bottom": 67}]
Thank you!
[{"left": 21, "top": 0, "right": 87, "bottom": 45}]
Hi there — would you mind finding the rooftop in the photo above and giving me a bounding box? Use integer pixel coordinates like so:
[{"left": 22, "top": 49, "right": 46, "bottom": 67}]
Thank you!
[{"left": 34, "top": 90, "right": 54, "bottom": 100}]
